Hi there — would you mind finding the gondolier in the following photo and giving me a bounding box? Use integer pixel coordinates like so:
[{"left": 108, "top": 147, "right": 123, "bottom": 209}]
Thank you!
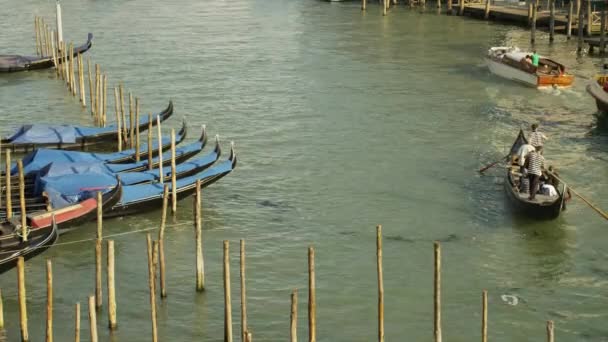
[
  {"left": 528, "top": 123, "right": 548, "bottom": 147},
  {"left": 524, "top": 146, "right": 545, "bottom": 201}
]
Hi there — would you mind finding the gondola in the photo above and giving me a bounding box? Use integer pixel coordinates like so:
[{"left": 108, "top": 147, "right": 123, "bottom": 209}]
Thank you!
[
  {"left": 0, "top": 33, "right": 93, "bottom": 73},
  {"left": 0, "top": 178, "right": 122, "bottom": 222},
  {"left": 0, "top": 219, "right": 58, "bottom": 274},
  {"left": 0, "top": 128, "right": 205, "bottom": 211},
  {"left": 1, "top": 100, "right": 173, "bottom": 153},
  {"left": 503, "top": 130, "right": 565, "bottom": 219},
  {"left": 0, "top": 183, "right": 122, "bottom": 274},
  {"left": 1, "top": 120, "right": 188, "bottom": 181},
  {"left": 106, "top": 143, "right": 237, "bottom": 217}
]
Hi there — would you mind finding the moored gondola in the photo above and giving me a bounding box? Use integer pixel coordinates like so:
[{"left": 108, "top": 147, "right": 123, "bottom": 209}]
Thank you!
[
  {"left": 0, "top": 33, "right": 93, "bottom": 73},
  {"left": 503, "top": 130, "right": 565, "bottom": 219},
  {"left": 1, "top": 101, "right": 173, "bottom": 153},
  {"left": 106, "top": 143, "right": 237, "bottom": 217}
]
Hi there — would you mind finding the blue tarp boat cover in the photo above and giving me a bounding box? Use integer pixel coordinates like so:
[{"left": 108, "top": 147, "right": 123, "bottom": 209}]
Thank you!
[
  {"left": 6, "top": 114, "right": 161, "bottom": 144},
  {"left": 38, "top": 173, "right": 117, "bottom": 209},
  {"left": 8, "top": 125, "right": 79, "bottom": 144}
]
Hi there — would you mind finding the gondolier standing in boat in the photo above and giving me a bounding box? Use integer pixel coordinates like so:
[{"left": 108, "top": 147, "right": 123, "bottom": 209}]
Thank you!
[
  {"left": 529, "top": 124, "right": 548, "bottom": 148},
  {"left": 524, "top": 146, "right": 545, "bottom": 201}
]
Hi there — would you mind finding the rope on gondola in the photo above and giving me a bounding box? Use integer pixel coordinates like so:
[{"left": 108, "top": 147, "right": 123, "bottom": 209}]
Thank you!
[{"left": 0, "top": 221, "right": 195, "bottom": 256}]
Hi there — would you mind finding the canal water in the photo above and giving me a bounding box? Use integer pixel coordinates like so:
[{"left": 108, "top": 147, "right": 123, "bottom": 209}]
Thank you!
[{"left": 1, "top": 0, "right": 607, "bottom": 341}]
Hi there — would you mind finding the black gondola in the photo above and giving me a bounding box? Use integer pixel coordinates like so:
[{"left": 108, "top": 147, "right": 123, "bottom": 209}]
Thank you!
[
  {"left": 503, "top": 130, "right": 565, "bottom": 219},
  {"left": 0, "top": 33, "right": 93, "bottom": 73}
]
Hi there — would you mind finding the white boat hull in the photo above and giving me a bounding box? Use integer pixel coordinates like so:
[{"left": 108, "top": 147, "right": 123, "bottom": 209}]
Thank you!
[{"left": 485, "top": 58, "right": 537, "bottom": 87}]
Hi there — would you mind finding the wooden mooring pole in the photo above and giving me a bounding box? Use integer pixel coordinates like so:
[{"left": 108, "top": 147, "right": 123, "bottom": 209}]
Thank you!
[
  {"left": 114, "top": 87, "right": 122, "bottom": 151},
  {"left": 0, "top": 289, "right": 4, "bottom": 331},
  {"left": 308, "top": 247, "right": 316, "bottom": 342},
  {"left": 102, "top": 74, "right": 108, "bottom": 126},
  {"left": 447, "top": 0, "right": 452, "bottom": 14},
  {"left": 290, "top": 289, "right": 298, "bottom": 342},
  {"left": 46, "top": 260, "right": 53, "bottom": 342},
  {"left": 586, "top": 0, "right": 591, "bottom": 37},
  {"left": 146, "top": 234, "right": 158, "bottom": 342},
  {"left": 159, "top": 239, "right": 167, "bottom": 298},
  {"left": 18, "top": 160, "right": 27, "bottom": 241},
  {"left": 578, "top": 0, "right": 585, "bottom": 52},
  {"left": 79, "top": 54, "right": 86, "bottom": 107},
  {"left": 129, "top": 93, "right": 134, "bottom": 148},
  {"left": 95, "top": 191, "right": 103, "bottom": 309},
  {"left": 224, "top": 241, "right": 233, "bottom": 342},
  {"left": 240, "top": 240, "right": 247, "bottom": 342},
  {"left": 362, "top": 0, "right": 367, "bottom": 10},
  {"left": 195, "top": 180, "right": 205, "bottom": 291},
  {"left": 549, "top": 0, "right": 555, "bottom": 42},
  {"left": 35, "top": 17, "right": 41, "bottom": 56},
  {"left": 88, "top": 295, "right": 98, "bottom": 342},
  {"left": 383, "top": 0, "right": 387, "bottom": 16},
  {"left": 17, "top": 257, "right": 29, "bottom": 342},
  {"left": 171, "top": 129, "right": 177, "bottom": 215},
  {"left": 377, "top": 225, "right": 384, "bottom": 342},
  {"left": 434, "top": 242, "right": 442, "bottom": 342},
  {"left": 120, "top": 84, "right": 127, "bottom": 145},
  {"left": 135, "top": 98, "right": 141, "bottom": 162},
  {"left": 484, "top": 0, "right": 491, "bottom": 19},
  {"left": 547, "top": 320, "right": 555, "bottom": 342},
  {"left": 5, "top": 151, "right": 12, "bottom": 220},
  {"left": 87, "top": 57, "right": 93, "bottom": 116},
  {"left": 107, "top": 240, "right": 117, "bottom": 329},
  {"left": 157, "top": 116, "right": 164, "bottom": 184},
  {"left": 459, "top": 0, "right": 465, "bottom": 16},
  {"left": 567, "top": 1, "right": 573, "bottom": 39},
  {"left": 481, "top": 290, "right": 488, "bottom": 342},
  {"left": 148, "top": 114, "right": 153, "bottom": 169},
  {"left": 531, "top": 0, "right": 537, "bottom": 44},
  {"left": 74, "top": 303, "right": 80, "bottom": 342},
  {"left": 600, "top": 8, "right": 606, "bottom": 55}
]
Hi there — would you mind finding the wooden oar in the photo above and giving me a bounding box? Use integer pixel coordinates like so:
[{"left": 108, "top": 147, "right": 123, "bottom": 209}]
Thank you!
[
  {"left": 547, "top": 171, "right": 608, "bottom": 221},
  {"left": 479, "top": 155, "right": 509, "bottom": 173}
]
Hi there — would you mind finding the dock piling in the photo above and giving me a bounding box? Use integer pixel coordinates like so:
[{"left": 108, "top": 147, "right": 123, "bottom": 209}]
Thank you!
[
  {"left": 567, "top": 1, "right": 573, "bottom": 39},
  {"left": 56, "top": 1, "right": 63, "bottom": 44},
  {"left": 88, "top": 296, "right": 98, "bottom": 342},
  {"left": 87, "top": 57, "right": 93, "bottom": 115},
  {"left": 549, "top": 0, "right": 555, "bottom": 42},
  {"left": 102, "top": 74, "right": 108, "bottom": 126},
  {"left": 107, "top": 240, "right": 117, "bottom": 329},
  {"left": 434, "top": 242, "right": 442, "bottom": 342},
  {"left": 95, "top": 64, "right": 100, "bottom": 124},
  {"left": 291, "top": 289, "right": 298, "bottom": 342},
  {"left": 586, "top": 0, "right": 591, "bottom": 37},
  {"left": 377, "top": 225, "right": 384, "bottom": 342},
  {"left": 484, "top": 0, "right": 491, "bottom": 19},
  {"left": 119, "top": 84, "right": 127, "bottom": 144},
  {"left": 79, "top": 54, "right": 86, "bottom": 107},
  {"left": 224, "top": 241, "right": 233, "bottom": 342},
  {"left": 531, "top": 0, "right": 537, "bottom": 44},
  {"left": 46, "top": 260, "right": 53, "bottom": 342},
  {"left": 135, "top": 98, "right": 140, "bottom": 162},
  {"left": 160, "top": 185, "right": 169, "bottom": 239},
  {"left": 458, "top": 0, "right": 464, "bottom": 16},
  {"left": 308, "top": 247, "right": 316, "bottom": 342},
  {"left": 17, "top": 257, "right": 29, "bottom": 342},
  {"left": 362, "top": 0, "right": 366, "bottom": 10},
  {"left": 195, "top": 180, "right": 205, "bottom": 291}
]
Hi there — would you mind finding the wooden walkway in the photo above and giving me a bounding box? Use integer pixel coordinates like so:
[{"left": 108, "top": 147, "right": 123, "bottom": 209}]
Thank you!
[{"left": 463, "top": 3, "right": 572, "bottom": 27}]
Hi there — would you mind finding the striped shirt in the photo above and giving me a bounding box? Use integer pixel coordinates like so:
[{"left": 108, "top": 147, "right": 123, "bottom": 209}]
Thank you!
[
  {"left": 526, "top": 151, "right": 544, "bottom": 176},
  {"left": 529, "top": 131, "right": 547, "bottom": 147}
]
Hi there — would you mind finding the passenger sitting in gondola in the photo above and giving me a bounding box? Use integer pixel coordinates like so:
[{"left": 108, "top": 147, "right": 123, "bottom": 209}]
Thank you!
[
  {"left": 524, "top": 145, "right": 544, "bottom": 201},
  {"left": 517, "top": 142, "right": 536, "bottom": 169}
]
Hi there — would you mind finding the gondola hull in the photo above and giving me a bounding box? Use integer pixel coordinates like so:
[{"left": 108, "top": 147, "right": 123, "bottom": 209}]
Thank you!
[
  {"left": 0, "top": 33, "right": 93, "bottom": 73},
  {"left": 503, "top": 129, "right": 564, "bottom": 219},
  {"left": 1, "top": 101, "right": 173, "bottom": 154}
]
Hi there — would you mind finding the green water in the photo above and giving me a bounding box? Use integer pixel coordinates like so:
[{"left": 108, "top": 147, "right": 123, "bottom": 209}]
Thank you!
[{"left": 1, "top": 0, "right": 608, "bottom": 341}]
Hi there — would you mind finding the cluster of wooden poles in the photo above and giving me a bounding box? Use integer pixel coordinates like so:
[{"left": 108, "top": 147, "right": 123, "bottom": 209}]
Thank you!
[
  {"left": 34, "top": 15, "right": 156, "bottom": 149},
  {"left": 360, "top": 0, "right": 608, "bottom": 55},
  {"left": 0, "top": 211, "right": 561, "bottom": 341}
]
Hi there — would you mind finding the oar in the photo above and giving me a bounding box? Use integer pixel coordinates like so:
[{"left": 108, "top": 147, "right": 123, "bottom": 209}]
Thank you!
[
  {"left": 547, "top": 171, "right": 608, "bottom": 221},
  {"left": 479, "top": 155, "right": 509, "bottom": 173}
]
